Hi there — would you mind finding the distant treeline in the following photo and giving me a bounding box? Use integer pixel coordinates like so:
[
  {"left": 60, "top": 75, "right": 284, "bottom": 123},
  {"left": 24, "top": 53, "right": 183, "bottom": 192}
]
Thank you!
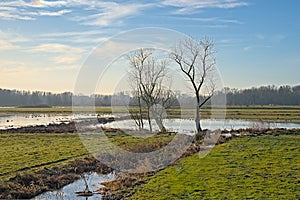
[
  {"left": 0, "top": 85, "right": 299, "bottom": 107},
  {"left": 225, "top": 85, "right": 300, "bottom": 105}
]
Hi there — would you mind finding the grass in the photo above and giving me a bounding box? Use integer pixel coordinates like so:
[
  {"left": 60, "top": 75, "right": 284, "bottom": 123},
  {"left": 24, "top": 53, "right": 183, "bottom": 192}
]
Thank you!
[
  {"left": 0, "top": 133, "right": 89, "bottom": 183},
  {"left": 130, "top": 134, "right": 300, "bottom": 199},
  {"left": 1, "top": 130, "right": 299, "bottom": 199},
  {"left": 0, "top": 132, "right": 174, "bottom": 184}
]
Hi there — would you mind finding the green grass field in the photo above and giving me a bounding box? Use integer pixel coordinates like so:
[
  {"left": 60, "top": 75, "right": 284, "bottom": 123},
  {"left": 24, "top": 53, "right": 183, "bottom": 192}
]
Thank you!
[
  {"left": 0, "top": 133, "right": 89, "bottom": 182},
  {"left": 0, "top": 132, "right": 174, "bottom": 184},
  {"left": 130, "top": 134, "right": 300, "bottom": 199},
  {"left": 0, "top": 131, "right": 299, "bottom": 199}
]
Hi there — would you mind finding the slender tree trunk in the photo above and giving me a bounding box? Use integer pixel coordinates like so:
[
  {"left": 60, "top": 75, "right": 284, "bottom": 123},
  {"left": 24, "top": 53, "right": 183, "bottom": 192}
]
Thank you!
[
  {"left": 138, "top": 96, "right": 144, "bottom": 130},
  {"left": 147, "top": 107, "right": 152, "bottom": 132},
  {"left": 195, "top": 103, "right": 202, "bottom": 133},
  {"left": 154, "top": 116, "right": 166, "bottom": 133}
]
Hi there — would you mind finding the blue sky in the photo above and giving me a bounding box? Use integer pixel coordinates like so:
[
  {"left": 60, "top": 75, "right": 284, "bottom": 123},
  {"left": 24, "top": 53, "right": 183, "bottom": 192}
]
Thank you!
[{"left": 0, "top": 0, "right": 299, "bottom": 93}]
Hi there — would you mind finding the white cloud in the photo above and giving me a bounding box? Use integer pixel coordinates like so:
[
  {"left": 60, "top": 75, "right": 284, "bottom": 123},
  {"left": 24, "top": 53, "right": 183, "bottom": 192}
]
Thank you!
[
  {"left": 52, "top": 55, "right": 79, "bottom": 65},
  {"left": 0, "top": 39, "right": 18, "bottom": 50},
  {"left": 35, "top": 9, "right": 72, "bottom": 16},
  {"left": 43, "top": 64, "right": 80, "bottom": 71},
  {"left": 27, "top": 43, "right": 84, "bottom": 54},
  {"left": 0, "top": 29, "right": 31, "bottom": 49},
  {"left": 0, "top": 0, "right": 149, "bottom": 27},
  {"left": 25, "top": 43, "right": 86, "bottom": 65},
  {"left": 0, "top": 0, "right": 71, "bottom": 20},
  {"left": 161, "top": 0, "right": 248, "bottom": 14},
  {"left": 71, "top": 2, "right": 148, "bottom": 26},
  {"left": 40, "top": 30, "right": 103, "bottom": 37},
  {"left": 243, "top": 45, "right": 272, "bottom": 51}
]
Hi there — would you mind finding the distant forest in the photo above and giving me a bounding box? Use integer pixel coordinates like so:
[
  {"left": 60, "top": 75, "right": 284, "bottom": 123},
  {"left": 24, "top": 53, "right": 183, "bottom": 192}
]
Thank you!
[{"left": 0, "top": 85, "right": 299, "bottom": 107}]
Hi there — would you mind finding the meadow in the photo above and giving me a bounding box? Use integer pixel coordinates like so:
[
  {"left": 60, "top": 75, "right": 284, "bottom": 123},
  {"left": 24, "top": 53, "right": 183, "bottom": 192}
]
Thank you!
[
  {"left": 0, "top": 132, "right": 174, "bottom": 184},
  {"left": 0, "top": 106, "right": 299, "bottom": 198},
  {"left": 130, "top": 134, "right": 300, "bottom": 199}
]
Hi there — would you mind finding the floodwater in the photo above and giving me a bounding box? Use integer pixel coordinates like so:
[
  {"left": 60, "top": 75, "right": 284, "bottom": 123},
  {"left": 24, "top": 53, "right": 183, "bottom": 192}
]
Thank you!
[
  {"left": 1, "top": 113, "right": 299, "bottom": 132},
  {"left": 102, "top": 118, "right": 300, "bottom": 134},
  {"left": 32, "top": 172, "right": 115, "bottom": 200},
  {"left": 0, "top": 113, "right": 98, "bottom": 130}
]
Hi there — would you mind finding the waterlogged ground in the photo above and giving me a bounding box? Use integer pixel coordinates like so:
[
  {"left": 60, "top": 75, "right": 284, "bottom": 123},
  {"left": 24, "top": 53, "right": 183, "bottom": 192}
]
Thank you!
[
  {"left": 0, "top": 131, "right": 299, "bottom": 199},
  {"left": 0, "top": 105, "right": 300, "bottom": 130},
  {"left": 130, "top": 134, "right": 300, "bottom": 199},
  {"left": 32, "top": 172, "right": 115, "bottom": 200}
]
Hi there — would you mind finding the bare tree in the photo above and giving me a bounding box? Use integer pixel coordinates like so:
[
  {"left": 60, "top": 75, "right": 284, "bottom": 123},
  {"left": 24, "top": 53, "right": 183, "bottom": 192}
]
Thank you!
[
  {"left": 128, "top": 49, "right": 151, "bottom": 131},
  {"left": 128, "top": 48, "right": 173, "bottom": 133},
  {"left": 171, "top": 37, "right": 216, "bottom": 134}
]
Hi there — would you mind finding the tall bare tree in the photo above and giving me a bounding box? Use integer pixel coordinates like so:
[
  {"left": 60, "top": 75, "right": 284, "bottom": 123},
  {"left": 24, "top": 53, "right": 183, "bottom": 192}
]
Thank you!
[
  {"left": 171, "top": 37, "right": 216, "bottom": 134},
  {"left": 128, "top": 48, "right": 174, "bottom": 133},
  {"left": 128, "top": 49, "right": 151, "bottom": 130}
]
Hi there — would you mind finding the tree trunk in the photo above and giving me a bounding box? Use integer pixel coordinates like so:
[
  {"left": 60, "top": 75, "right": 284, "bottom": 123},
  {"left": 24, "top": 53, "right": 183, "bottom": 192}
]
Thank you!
[
  {"left": 154, "top": 117, "right": 166, "bottom": 133},
  {"left": 138, "top": 96, "right": 144, "bottom": 130},
  {"left": 147, "top": 108, "right": 152, "bottom": 132},
  {"left": 195, "top": 104, "right": 202, "bottom": 133}
]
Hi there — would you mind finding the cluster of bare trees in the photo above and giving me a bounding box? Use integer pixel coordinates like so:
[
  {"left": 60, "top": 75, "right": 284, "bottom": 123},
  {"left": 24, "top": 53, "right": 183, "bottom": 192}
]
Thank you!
[
  {"left": 128, "top": 37, "right": 217, "bottom": 134},
  {"left": 127, "top": 49, "right": 175, "bottom": 133}
]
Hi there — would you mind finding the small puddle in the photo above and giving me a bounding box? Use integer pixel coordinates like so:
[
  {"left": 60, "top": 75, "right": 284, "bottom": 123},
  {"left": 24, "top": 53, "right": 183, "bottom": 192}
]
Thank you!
[{"left": 32, "top": 172, "right": 115, "bottom": 200}]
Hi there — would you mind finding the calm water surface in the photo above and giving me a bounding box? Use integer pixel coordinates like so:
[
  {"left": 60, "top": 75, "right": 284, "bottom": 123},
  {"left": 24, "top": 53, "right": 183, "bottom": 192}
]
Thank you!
[{"left": 32, "top": 172, "right": 115, "bottom": 200}]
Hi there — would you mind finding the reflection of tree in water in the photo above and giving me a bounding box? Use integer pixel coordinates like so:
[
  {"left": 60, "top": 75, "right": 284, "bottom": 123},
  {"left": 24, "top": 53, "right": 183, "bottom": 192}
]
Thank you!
[
  {"left": 81, "top": 173, "right": 91, "bottom": 193},
  {"left": 76, "top": 172, "right": 93, "bottom": 197}
]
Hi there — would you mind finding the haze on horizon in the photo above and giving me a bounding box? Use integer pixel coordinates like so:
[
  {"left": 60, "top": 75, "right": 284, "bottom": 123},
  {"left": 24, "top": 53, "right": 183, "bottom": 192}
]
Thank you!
[{"left": 0, "top": 0, "right": 299, "bottom": 94}]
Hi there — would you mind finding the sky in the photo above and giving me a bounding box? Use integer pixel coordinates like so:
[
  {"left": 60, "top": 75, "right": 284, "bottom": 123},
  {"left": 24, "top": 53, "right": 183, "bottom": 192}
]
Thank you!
[{"left": 0, "top": 0, "right": 299, "bottom": 94}]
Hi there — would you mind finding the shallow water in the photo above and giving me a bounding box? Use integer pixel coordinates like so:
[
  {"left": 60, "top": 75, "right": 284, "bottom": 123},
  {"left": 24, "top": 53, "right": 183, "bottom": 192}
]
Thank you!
[
  {"left": 32, "top": 172, "right": 115, "bottom": 200},
  {"left": 0, "top": 113, "right": 98, "bottom": 130},
  {"left": 102, "top": 118, "right": 300, "bottom": 134},
  {"left": 1, "top": 113, "right": 300, "bottom": 132}
]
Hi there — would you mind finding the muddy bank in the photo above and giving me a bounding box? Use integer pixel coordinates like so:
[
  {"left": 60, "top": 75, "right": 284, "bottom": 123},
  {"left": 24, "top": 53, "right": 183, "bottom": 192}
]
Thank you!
[
  {"left": 0, "top": 157, "right": 112, "bottom": 199},
  {"left": 0, "top": 122, "right": 77, "bottom": 133}
]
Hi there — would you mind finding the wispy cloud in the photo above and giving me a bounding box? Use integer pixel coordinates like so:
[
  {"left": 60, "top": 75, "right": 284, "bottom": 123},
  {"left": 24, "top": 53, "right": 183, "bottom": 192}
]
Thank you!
[
  {"left": 40, "top": 30, "right": 103, "bottom": 38},
  {"left": 34, "top": 9, "right": 72, "bottom": 17},
  {"left": 0, "top": 30, "right": 31, "bottom": 50},
  {"left": 169, "top": 16, "right": 243, "bottom": 25},
  {"left": 161, "top": 0, "right": 249, "bottom": 14},
  {"left": 0, "top": 39, "right": 18, "bottom": 50},
  {"left": 243, "top": 45, "right": 272, "bottom": 51},
  {"left": 70, "top": 2, "right": 149, "bottom": 26},
  {"left": 0, "top": 0, "right": 150, "bottom": 27},
  {"left": 0, "top": 0, "right": 71, "bottom": 20},
  {"left": 25, "top": 43, "right": 86, "bottom": 65},
  {"left": 27, "top": 43, "right": 84, "bottom": 54}
]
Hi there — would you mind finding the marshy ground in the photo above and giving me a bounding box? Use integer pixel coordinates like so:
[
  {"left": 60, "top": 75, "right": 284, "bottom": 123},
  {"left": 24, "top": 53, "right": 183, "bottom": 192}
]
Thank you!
[{"left": 0, "top": 106, "right": 299, "bottom": 199}]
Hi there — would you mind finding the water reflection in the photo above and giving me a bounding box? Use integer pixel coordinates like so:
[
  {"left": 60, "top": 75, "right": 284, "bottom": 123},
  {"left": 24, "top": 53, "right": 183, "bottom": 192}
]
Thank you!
[
  {"left": 103, "top": 119, "right": 300, "bottom": 134},
  {"left": 1, "top": 113, "right": 300, "bottom": 131},
  {"left": 32, "top": 172, "right": 115, "bottom": 200},
  {"left": 0, "top": 113, "right": 98, "bottom": 130}
]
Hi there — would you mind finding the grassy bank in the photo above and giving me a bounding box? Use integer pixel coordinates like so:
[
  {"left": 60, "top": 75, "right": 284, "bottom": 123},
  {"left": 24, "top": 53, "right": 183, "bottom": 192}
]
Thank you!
[{"left": 129, "top": 134, "right": 300, "bottom": 199}]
